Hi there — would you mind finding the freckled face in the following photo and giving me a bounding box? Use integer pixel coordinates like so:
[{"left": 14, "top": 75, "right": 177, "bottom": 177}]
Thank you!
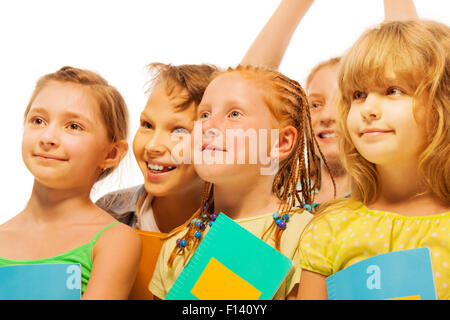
[{"left": 195, "top": 73, "right": 276, "bottom": 186}]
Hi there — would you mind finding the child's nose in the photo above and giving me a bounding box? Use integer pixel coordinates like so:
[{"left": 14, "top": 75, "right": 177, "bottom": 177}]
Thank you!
[
  {"left": 319, "top": 104, "right": 337, "bottom": 127},
  {"left": 39, "top": 125, "right": 60, "bottom": 148},
  {"left": 360, "top": 93, "right": 382, "bottom": 121},
  {"left": 144, "top": 130, "right": 168, "bottom": 155}
]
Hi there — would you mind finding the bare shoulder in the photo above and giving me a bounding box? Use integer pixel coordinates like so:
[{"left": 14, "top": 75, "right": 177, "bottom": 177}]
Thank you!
[
  {"left": 95, "top": 221, "right": 142, "bottom": 248},
  {"left": 0, "top": 213, "right": 26, "bottom": 241}
]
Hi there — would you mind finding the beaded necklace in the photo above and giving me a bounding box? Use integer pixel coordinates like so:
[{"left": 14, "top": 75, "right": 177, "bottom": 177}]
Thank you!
[
  {"left": 176, "top": 206, "right": 295, "bottom": 249},
  {"left": 176, "top": 206, "right": 218, "bottom": 249}
]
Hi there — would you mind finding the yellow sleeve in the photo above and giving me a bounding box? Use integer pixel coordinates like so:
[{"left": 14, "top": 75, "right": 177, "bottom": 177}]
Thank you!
[
  {"left": 286, "top": 243, "right": 301, "bottom": 294},
  {"left": 277, "top": 210, "right": 312, "bottom": 298},
  {"left": 148, "top": 230, "right": 190, "bottom": 299},
  {"left": 299, "top": 215, "right": 335, "bottom": 276},
  {"left": 148, "top": 240, "right": 169, "bottom": 299}
]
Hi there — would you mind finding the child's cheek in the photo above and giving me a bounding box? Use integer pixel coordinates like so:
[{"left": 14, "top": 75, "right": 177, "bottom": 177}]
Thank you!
[{"left": 346, "top": 110, "right": 359, "bottom": 139}]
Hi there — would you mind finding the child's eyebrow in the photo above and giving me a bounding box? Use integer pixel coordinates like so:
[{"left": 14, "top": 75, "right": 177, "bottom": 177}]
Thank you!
[
  {"left": 197, "top": 102, "right": 211, "bottom": 110},
  {"left": 62, "top": 111, "right": 94, "bottom": 126},
  {"left": 307, "top": 93, "right": 325, "bottom": 100},
  {"left": 139, "top": 111, "right": 150, "bottom": 119},
  {"left": 27, "top": 107, "right": 49, "bottom": 116}
]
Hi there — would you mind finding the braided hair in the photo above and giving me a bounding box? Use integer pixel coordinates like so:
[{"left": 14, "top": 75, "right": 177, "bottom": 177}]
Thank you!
[{"left": 168, "top": 65, "right": 327, "bottom": 266}]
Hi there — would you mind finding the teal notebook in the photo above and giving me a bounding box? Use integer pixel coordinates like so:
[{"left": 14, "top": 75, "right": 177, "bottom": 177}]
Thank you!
[
  {"left": 165, "top": 213, "right": 293, "bottom": 300},
  {"left": 326, "top": 248, "right": 437, "bottom": 300},
  {"left": 0, "top": 263, "right": 81, "bottom": 300}
]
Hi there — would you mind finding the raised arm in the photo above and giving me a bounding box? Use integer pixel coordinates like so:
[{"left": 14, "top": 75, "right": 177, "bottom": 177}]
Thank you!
[
  {"left": 384, "top": 0, "right": 418, "bottom": 21},
  {"left": 241, "top": 0, "right": 315, "bottom": 70}
]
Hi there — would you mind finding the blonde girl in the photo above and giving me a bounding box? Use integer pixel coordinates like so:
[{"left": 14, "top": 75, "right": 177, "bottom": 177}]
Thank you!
[
  {"left": 298, "top": 20, "right": 450, "bottom": 300},
  {"left": 241, "top": 0, "right": 419, "bottom": 209},
  {"left": 0, "top": 66, "right": 142, "bottom": 299},
  {"left": 149, "top": 65, "right": 320, "bottom": 300}
]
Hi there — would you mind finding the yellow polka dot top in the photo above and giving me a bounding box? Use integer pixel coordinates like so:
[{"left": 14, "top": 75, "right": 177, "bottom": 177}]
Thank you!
[{"left": 299, "top": 200, "right": 450, "bottom": 300}]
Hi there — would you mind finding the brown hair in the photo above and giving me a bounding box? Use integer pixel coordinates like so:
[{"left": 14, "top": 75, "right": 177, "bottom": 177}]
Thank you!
[
  {"left": 168, "top": 65, "right": 325, "bottom": 265},
  {"left": 24, "top": 66, "right": 129, "bottom": 181},
  {"left": 146, "top": 63, "right": 218, "bottom": 110}
]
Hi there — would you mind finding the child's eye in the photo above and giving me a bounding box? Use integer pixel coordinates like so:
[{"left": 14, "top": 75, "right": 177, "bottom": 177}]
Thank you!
[
  {"left": 140, "top": 120, "right": 152, "bottom": 129},
  {"left": 310, "top": 102, "right": 322, "bottom": 109},
  {"left": 173, "top": 127, "right": 190, "bottom": 134},
  {"left": 386, "top": 87, "right": 404, "bottom": 96},
  {"left": 32, "top": 117, "right": 45, "bottom": 125},
  {"left": 352, "top": 91, "right": 367, "bottom": 101},
  {"left": 228, "top": 110, "right": 242, "bottom": 118},
  {"left": 29, "top": 117, "right": 46, "bottom": 126},
  {"left": 199, "top": 112, "right": 210, "bottom": 120},
  {"left": 68, "top": 123, "right": 83, "bottom": 131}
]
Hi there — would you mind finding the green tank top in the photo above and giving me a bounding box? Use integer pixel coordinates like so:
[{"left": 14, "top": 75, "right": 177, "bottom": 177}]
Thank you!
[{"left": 0, "top": 222, "right": 121, "bottom": 295}]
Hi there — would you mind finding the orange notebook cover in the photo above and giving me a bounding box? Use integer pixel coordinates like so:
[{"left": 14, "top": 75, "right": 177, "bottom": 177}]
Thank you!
[
  {"left": 128, "top": 230, "right": 167, "bottom": 300},
  {"left": 127, "top": 209, "right": 199, "bottom": 300}
]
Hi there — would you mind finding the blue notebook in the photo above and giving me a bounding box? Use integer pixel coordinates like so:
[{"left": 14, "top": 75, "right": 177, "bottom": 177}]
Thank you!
[
  {"left": 165, "top": 213, "right": 293, "bottom": 300},
  {"left": 326, "top": 248, "right": 437, "bottom": 300},
  {"left": 0, "top": 263, "right": 81, "bottom": 300}
]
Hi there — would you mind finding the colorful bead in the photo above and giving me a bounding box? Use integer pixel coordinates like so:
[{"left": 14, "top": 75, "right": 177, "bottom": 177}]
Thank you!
[
  {"left": 209, "top": 221, "right": 214, "bottom": 227},
  {"left": 278, "top": 221, "right": 287, "bottom": 230},
  {"left": 194, "top": 231, "right": 202, "bottom": 239},
  {"left": 304, "top": 204, "right": 312, "bottom": 211},
  {"left": 178, "top": 239, "right": 187, "bottom": 248},
  {"left": 312, "top": 202, "right": 320, "bottom": 208},
  {"left": 210, "top": 213, "right": 218, "bottom": 221},
  {"left": 276, "top": 218, "right": 282, "bottom": 226},
  {"left": 282, "top": 214, "right": 289, "bottom": 222},
  {"left": 272, "top": 212, "right": 279, "bottom": 219}
]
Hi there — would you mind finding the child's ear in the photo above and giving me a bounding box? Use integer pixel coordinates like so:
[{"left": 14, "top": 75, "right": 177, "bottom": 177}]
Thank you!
[
  {"left": 271, "top": 125, "right": 297, "bottom": 161},
  {"left": 100, "top": 139, "right": 129, "bottom": 170}
]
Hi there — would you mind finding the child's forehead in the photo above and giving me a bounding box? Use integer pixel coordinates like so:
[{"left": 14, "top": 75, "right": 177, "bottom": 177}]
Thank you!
[
  {"left": 30, "top": 82, "right": 99, "bottom": 115},
  {"left": 141, "top": 98, "right": 197, "bottom": 122},
  {"left": 344, "top": 63, "right": 418, "bottom": 93}
]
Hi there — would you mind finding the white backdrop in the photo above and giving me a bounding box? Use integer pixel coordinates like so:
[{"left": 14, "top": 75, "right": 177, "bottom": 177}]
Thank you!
[{"left": 0, "top": 0, "right": 448, "bottom": 224}]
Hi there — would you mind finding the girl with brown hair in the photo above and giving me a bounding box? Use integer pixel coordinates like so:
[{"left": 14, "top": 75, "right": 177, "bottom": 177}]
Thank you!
[{"left": 0, "top": 66, "right": 141, "bottom": 299}]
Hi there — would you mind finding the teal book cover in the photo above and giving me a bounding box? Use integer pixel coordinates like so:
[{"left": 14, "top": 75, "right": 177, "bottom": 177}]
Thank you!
[
  {"left": 165, "top": 213, "right": 293, "bottom": 300},
  {"left": 326, "top": 248, "right": 437, "bottom": 300},
  {"left": 0, "top": 263, "right": 81, "bottom": 300}
]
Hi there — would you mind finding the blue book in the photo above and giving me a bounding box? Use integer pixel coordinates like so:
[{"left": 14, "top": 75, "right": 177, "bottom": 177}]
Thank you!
[
  {"left": 326, "top": 248, "right": 437, "bottom": 300},
  {"left": 0, "top": 263, "right": 81, "bottom": 300},
  {"left": 165, "top": 213, "right": 293, "bottom": 300}
]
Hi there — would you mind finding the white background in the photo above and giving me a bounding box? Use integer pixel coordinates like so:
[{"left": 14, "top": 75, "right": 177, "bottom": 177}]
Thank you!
[{"left": 0, "top": 0, "right": 448, "bottom": 224}]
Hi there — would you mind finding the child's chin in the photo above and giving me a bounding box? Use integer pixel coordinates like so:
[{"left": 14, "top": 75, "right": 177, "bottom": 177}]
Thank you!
[
  {"left": 143, "top": 183, "right": 174, "bottom": 198},
  {"left": 196, "top": 164, "right": 237, "bottom": 185}
]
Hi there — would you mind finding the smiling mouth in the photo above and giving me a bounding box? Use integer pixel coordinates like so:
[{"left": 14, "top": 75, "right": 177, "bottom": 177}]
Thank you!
[
  {"left": 201, "top": 144, "right": 226, "bottom": 152},
  {"left": 317, "top": 131, "right": 336, "bottom": 139},
  {"left": 34, "top": 154, "right": 67, "bottom": 161},
  {"left": 360, "top": 130, "right": 394, "bottom": 137},
  {"left": 147, "top": 162, "right": 177, "bottom": 174}
]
